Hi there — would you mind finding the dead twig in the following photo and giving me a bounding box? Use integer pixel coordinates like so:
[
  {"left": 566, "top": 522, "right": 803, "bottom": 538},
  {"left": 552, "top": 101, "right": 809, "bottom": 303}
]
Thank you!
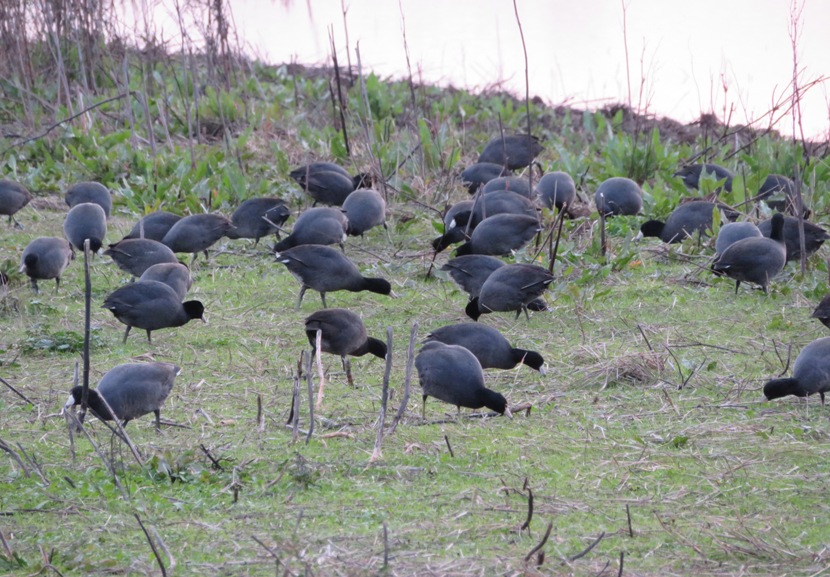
[
  {"left": 0, "top": 376, "right": 35, "bottom": 406},
  {"left": 134, "top": 514, "right": 167, "bottom": 577},
  {"left": 524, "top": 521, "right": 553, "bottom": 563},
  {"left": 370, "top": 327, "right": 394, "bottom": 462}
]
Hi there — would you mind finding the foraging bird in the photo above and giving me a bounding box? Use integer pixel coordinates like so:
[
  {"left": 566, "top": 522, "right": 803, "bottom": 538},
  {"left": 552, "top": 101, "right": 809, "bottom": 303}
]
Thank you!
[
  {"left": 274, "top": 207, "right": 348, "bottom": 251},
  {"left": 275, "top": 244, "right": 392, "bottom": 309},
  {"left": 124, "top": 211, "right": 181, "bottom": 242},
  {"left": 481, "top": 176, "right": 533, "bottom": 198},
  {"left": 637, "top": 201, "right": 721, "bottom": 244},
  {"left": 65, "top": 181, "right": 112, "bottom": 217},
  {"left": 105, "top": 238, "right": 179, "bottom": 278},
  {"left": 715, "top": 221, "right": 762, "bottom": 256},
  {"left": 19, "top": 237, "right": 74, "bottom": 293},
  {"left": 441, "top": 255, "right": 548, "bottom": 311},
  {"left": 161, "top": 213, "right": 233, "bottom": 261},
  {"left": 537, "top": 171, "right": 576, "bottom": 212},
  {"left": 478, "top": 134, "right": 543, "bottom": 170},
  {"left": 431, "top": 200, "right": 474, "bottom": 252},
  {"left": 460, "top": 162, "right": 512, "bottom": 193},
  {"left": 763, "top": 337, "right": 830, "bottom": 405},
  {"left": 225, "top": 198, "right": 291, "bottom": 245},
  {"left": 757, "top": 215, "right": 829, "bottom": 262},
  {"left": 594, "top": 177, "right": 642, "bottom": 216},
  {"left": 469, "top": 190, "right": 539, "bottom": 228},
  {"left": 0, "top": 179, "right": 32, "bottom": 227},
  {"left": 711, "top": 212, "right": 786, "bottom": 293},
  {"left": 342, "top": 189, "right": 386, "bottom": 236},
  {"left": 466, "top": 263, "right": 553, "bottom": 320},
  {"left": 810, "top": 263, "right": 830, "bottom": 329},
  {"left": 63, "top": 202, "right": 107, "bottom": 253},
  {"left": 415, "top": 341, "right": 510, "bottom": 418},
  {"left": 289, "top": 162, "right": 371, "bottom": 206},
  {"left": 674, "top": 163, "right": 733, "bottom": 192},
  {"left": 138, "top": 262, "right": 192, "bottom": 300},
  {"left": 455, "top": 213, "right": 541, "bottom": 257},
  {"left": 758, "top": 174, "right": 803, "bottom": 216},
  {"left": 305, "top": 308, "right": 387, "bottom": 386},
  {"left": 102, "top": 280, "right": 205, "bottom": 343},
  {"left": 64, "top": 362, "right": 180, "bottom": 431},
  {"left": 425, "top": 323, "right": 545, "bottom": 373}
]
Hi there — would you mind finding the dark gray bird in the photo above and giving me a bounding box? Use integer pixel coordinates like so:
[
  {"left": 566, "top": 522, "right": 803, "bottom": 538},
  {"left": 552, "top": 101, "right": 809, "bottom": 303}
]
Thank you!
[
  {"left": 595, "top": 177, "right": 642, "bottom": 216},
  {"left": 715, "top": 221, "right": 762, "bottom": 256},
  {"left": 469, "top": 190, "right": 539, "bottom": 228},
  {"left": 275, "top": 244, "right": 392, "bottom": 309},
  {"left": 764, "top": 337, "right": 830, "bottom": 405},
  {"left": 674, "top": 163, "right": 733, "bottom": 192},
  {"left": 712, "top": 212, "right": 786, "bottom": 293},
  {"left": 305, "top": 308, "right": 387, "bottom": 387},
  {"left": 758, "top": 174, "right": 801, "bottom": 215},
  {"left": 104, "top": 238, "right": 179, "bottom": 278},
  {"left": 637, "top": 201, "right": 720, "bottom": 244},
  {"left": 466, "top": 263, "right": 553, "bottom": 321},
  {"left": 19, "top": 237, "right": 74, "bottom": 293},
  {"left": 342, "top": 189, "right": 386, "bottom": 236},
  {"left": 757, "top": 215, "right": 829, "bottom": 262},
  {"left": 0, "top": 179, "right": 32, "bottom": 227},
  {"left": 65, "top": 181, "right": 112, "bottom": 217},
  {"left": 478, "top": 134, "right": 543, "bottom": 170},
  {"left": 455, "top": 214, "right": 541, "bottom": 256},
  {"left": 161, "top": 213, "right": 233, "bottom": 261},
  {"left": 432, "top": 200, "right": 474, "bottom": 252},
  {"left": 481, "top": 176, "right": 533, "bottom": 198},
  {"left": 124, "top": 211, "right": 181, "bottom": 242},
  {"left": 64, "top": 362, "right": 180, "bottom": 431},
  {"left": 441, "top": 255, "right": 548, "bottom": 311},
  {"left": 537, "top": 171, "right": 576, "bottom": 211},
  {"left": 225, "top": 198, "right": 291, "bottom": 245},
  {"left": 425, "top": 323, "right": 545, "bottom": 373},
  {"left": 460, "top": 162, "right": 512, "bottom": 193},
  {"left": 138, "top": 262, "right": 192, "bottom": 300},
  {"left": 416, "top": 341, "right": 510, "bottom": 418},
  {"left": 274, "top": 207, "right": 348, "bottom": 251},
  {"left": 289, "top": 162, "right": 371, "bottom": 206},
  {"left": 63, "top": 202, "right": 107, "bottom": 253},
  {"left": 102, "top": 280, "right": 205, "bottom": 343}
]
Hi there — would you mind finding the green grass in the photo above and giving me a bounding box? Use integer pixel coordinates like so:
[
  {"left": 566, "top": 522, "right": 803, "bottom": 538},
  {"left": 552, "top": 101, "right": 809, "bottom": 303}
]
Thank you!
[{"left": 1, "top": 199, "right": 830, "bottom": 576}]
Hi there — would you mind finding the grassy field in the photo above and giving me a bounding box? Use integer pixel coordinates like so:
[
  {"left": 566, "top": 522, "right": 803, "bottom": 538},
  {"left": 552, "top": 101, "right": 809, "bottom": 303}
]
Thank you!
[{"left": 2, "top": 186, "right": 830, "bottom": 576}]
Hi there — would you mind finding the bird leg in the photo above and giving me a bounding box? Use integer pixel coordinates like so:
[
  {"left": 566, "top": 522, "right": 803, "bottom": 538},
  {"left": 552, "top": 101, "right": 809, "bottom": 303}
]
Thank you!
[
  {"left": 122, "top": 326, "right": 131, "bottom": 344},
  {"left": 422, "top": 395, "right": 427, "bottom": 420},
  {"left": 295, "top": 286, "right": 307, "bottom": 311},
  {"left": 320, "top": 292, "right": 328, "bottom": 309},
  {"left": 342, "top": 356, "right": 354, "bottom": 387},
  {"left": 734, "top": 280, "right": 740, "bottom": 294},
  {"left": 145, "top": 329, "right": 153, "bottom": 343},
  {"left": 314, "top": 329, "right": 326, "bottom": 410},
  {"left": 154, "top": 409, "right": 161, "bottom": 433}
]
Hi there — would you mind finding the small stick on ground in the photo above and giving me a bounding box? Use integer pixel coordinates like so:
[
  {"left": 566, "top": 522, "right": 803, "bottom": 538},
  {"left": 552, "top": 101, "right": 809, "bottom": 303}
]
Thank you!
[
  {"left": 443, "top": 434, "right": 454, "bottom": 458},
  {"left": 134, "top": 514, "right": 167, "bottom": 577},
  {"left": 390, "top": 321, "right": 418, "bottom": 433},
  {"left": 314, "top": 330, "right": 325, "bottom": 410},
  {"left": 65, "top": 411, "right": 127, "bottom": 498},
  {"left": 636, "top": 324, "right": 654, "bottom": 352},
  {"left": 251, "top": 535, "right": 283, "bottom": 572},
  {"left": 549, "top": 204, "right": 568, "bottom": 275},
  {"left": 370, "top": 327, "right": 393, "bottom": 463},
  {"left": 524, "top": 521, "right": 553, "bottom": 563},
  {"left": 564, "top": 531, "right": 605, "bottom": 563},
  {"left": 256, "top": 394, "right": 265, "bottom": 432},
  {"left": 305, "top": 348, "right": 314, "bottom": 444},
  {"left": 382, "top": 521, "right": 389, "bottom": 569},
  {"left": 150, "top": 526, "right": 176, "bottom": 575},
  {"left": 290, "top": 354, "right": 302, "bottom": 443},
  {"left": 199, "top": 444, "right": 224, "bottom": 471},
  {"left": 521, "top": 486, "right": 534, "bottom": 532},
  {"left": 79, "top": 239, "right": 92, "bottom": 425},
  {"left": 0, "top": 376, "right": 35, "bottom": 406},
  {"left": 0, "top": 437, "right": 30, "bottom": 477},
  {"left": 617, "top": 551, "right": 625, "bottom": 577},
  {"left": 626, "top": 504, "right": 634, "bottom": 537}
]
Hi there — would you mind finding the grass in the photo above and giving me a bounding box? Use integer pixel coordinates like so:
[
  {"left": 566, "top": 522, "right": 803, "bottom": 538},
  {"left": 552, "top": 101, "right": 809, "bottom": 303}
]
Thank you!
[{"left": 2, "top": 194, "right": 830, "bottom": 576}]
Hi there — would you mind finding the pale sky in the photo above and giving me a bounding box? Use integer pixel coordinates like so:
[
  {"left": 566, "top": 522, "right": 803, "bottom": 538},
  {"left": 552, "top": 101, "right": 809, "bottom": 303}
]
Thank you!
[{"left": 173, "top": 0, "right": 830, "bottom": 139}]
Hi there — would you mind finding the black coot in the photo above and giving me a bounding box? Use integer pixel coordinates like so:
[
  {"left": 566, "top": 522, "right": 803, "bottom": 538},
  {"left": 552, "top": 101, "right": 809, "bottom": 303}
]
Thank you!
[
  {"left": 537, "top": 171, "right": 576, "bottom": 211},
  {"left": 425, "top": 323, "right": 545, "bottom": 373},
  {"left": 764, "top": 337, "right": 830, "bottom": 404},
  {"left": 478, "top": 134, "right": 543, "bottom": 170},
  {"left": 225, "top": 198, "right": 291, "bottom": 245},
  {"left": 757, "top": 215, "right": 829, "bottom": 262},
  {"left": 289, "top": 162, "right": 370, "bottom": 206},
  {"left": 105, "top": 238, "right": 179, "bottom": 278},
  {"left": 275, "top": 244, "right": 391, "bottom": 309},
  {"left": 595, "top": 177, "right": 642, "bottom": 216},
  {"left": 637, "top": 201, "right": 719, "bottom": 243},
  {"left": 63, "top": 202, "right": 107, "bottom": 252},
  {"left": 432, "top": 200, "right": 474, "bottom": 252},
  {"left": 481, "top": 176, "right": 533, "bottom": 198},
  {"left": 161, "top": 213, "right": 233, "bottom": 261},
  {"left": 19, "top": 237, "right": 74, "bottom": 293},
  {"left": 467, "top": 263, "right": 553, "bottom": 320},
  {"left": 674, "top": 163, "right": 733, "bottom": 192},
  {"left": 712, "top": 212, "right": 786, "bottom": 293},
  {"left": 415, "top": 341, "right": 510, "bottom": 418},
  {"left": 103, "top": 280, "right": 205, "bottom": 343},
  {"left": 441, "top": 255, "right": 549, "bottom": 311},
  {"left": 455, "top": 214, "right": 541, "bottom": 257},
  {"left": 0, "top": 180, "right": 32, "bottom": 227},
  {"left": 469, "top": 190, "right": 538, "bottom": 228},
  {"left": 342, "top": 189, "right": 386, "bottom": 236},
  {"left": 274, "top": 207, "right": 348, "bottom": 251},
  {"left": 758, "top": 174, "right": 801, "bottom": 215},
  {"left": 65, "top": 362, "right": 180, "bottom": 430},
  {"left": 138, "top": 262, "right": 192, "bottom": 300},
  {"left": 715, "top": 221, "right": 762, "bottom": 256},
  {"left": 65, "top": 181, "right": 112, "bottom": 217},
  {"left": 124, "top": 211, "right": 182, "bottom": 242},
  {"left": 460, "top": 162, "right": 512, "bottom": 193}
]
